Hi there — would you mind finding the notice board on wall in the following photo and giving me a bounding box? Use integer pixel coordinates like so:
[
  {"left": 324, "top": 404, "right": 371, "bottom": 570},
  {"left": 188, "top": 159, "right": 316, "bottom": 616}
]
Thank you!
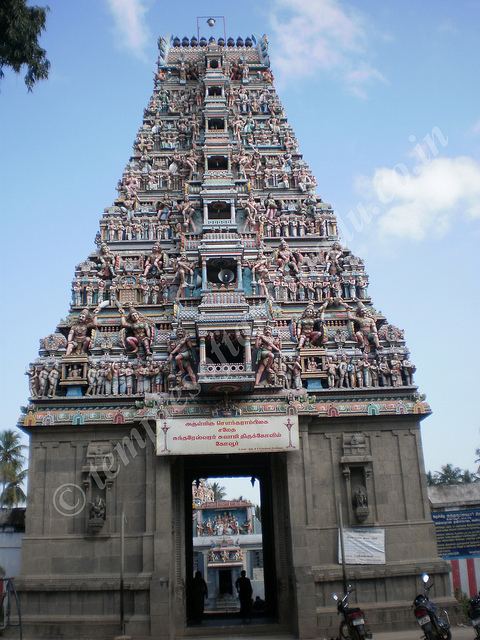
[{"left": 431, "top": 508, "right": 480, "bottom": 559}]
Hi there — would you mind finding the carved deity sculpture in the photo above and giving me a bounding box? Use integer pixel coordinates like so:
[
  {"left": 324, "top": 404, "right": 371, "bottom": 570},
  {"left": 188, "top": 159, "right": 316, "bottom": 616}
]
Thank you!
[
  {"left": 325, "top": 242, "right": 343, "bottom": 275},
  {"left": 98, "top": 243, "right": 117, "bottom": 279},
  {"left": 352, "top": 485, "right": 368, "bottom": 508},
  {"left": 47, "top": 364, "right": 60, "bottom": 397},
  {"left": 89, "top": 496, "right": 106, "bottom": 520},
  {"left": 174, "top": 253, "right": 195, "bottom": 298},
  {"left": 250, "top": 249, "right": 269, "bottom": 283},
  {"left": 296, "top": 302, "right": 328, "bottom": 349},
  {"left": 275, "top": 239, "right": 301, "bottom": 274},
  {"left": 347, "top": 304, "right": 381, "bottom": 352},
  {"left": 143, "top": 243, "right": 168, "bottom": 277},
  {"left": 66, "top": 307, "right": 100, "bottom": 356},
  {"left": 255, "top": 325, "right": 281, "bottom": 386},
  {"left": 120, "top": 305, "right": 152, "bottom": 356},
  {"left": 168, "top": 328, "right": 197, "bottom": 385}
]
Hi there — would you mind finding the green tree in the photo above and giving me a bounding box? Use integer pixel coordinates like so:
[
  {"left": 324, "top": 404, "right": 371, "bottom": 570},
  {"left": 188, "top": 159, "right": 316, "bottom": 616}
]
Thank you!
[
  {"left": 1, "top": 468, "right": 27, "bottom": 506},
  {"left": 0, "top": 430, "right": 27, "bottom": 508},
  {"left": 209, "top": 481, "right": 226, "bottom": 501},
  {"left": 0, "top": 0, "right": 50, "bottom": 91},
  {"left": 435, "top": 464, "right": 463, "bottom": 485},
  {"left": 460, "top": 469, "right": 479, "bottom": 483}
]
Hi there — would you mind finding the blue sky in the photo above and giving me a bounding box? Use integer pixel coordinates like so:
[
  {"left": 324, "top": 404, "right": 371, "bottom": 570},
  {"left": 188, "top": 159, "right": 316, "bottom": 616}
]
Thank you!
[{"left": 1, "top": 0, "right": 479, "bottom": 486}]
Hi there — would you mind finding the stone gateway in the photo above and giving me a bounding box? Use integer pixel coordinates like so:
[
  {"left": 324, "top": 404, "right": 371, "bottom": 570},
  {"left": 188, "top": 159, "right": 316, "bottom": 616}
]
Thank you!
[{"left": 18, "top": 30, "right": 451, "bottom": 639}]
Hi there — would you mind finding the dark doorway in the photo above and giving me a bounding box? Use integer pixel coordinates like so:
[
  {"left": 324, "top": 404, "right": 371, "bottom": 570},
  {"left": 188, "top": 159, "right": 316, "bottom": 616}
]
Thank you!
[
  {"left": 184, "top": 453, "right": 279, "bottom": 626},
  {"left": 219, "top": 569, "right": 232, "bottom": 595}
]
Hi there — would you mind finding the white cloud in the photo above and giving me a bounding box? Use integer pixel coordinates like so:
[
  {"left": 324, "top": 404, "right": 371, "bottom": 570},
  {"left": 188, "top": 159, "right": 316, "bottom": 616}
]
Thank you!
[
  {"left": 362, "top": 157, "right": 480, "bottom": 240},
  {"left": 269, "top": 0, "right": 385, "bottom": 97},
  {"left": 105, "top": 0, "right": 150, "bottom": 59}
]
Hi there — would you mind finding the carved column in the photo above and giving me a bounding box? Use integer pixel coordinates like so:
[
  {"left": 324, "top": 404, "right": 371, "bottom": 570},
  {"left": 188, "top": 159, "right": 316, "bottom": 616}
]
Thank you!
[
  {"left": 199, "top": 336, "right": 206, "bottom": 365},
  {"left": 201, "top": 259, "right": 208, "bottom": 291},
  {"left": 236, "top": 258, "right": 243, "bottom": 290},
  {"left": 244, "top": 336, "right": 252, "bottom": 368}
]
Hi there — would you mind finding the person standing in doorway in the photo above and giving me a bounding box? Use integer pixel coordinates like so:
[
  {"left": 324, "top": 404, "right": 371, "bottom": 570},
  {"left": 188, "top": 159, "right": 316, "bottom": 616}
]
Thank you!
[
  {"left": 190, "top": 570, "right": 208, "bottom": 623},
  {"left": 235, "top": 569, "right": 253, "bottom": 623}
]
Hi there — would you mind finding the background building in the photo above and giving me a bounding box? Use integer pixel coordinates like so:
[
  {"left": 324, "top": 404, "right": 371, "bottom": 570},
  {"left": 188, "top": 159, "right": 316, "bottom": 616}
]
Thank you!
[
  {"left": 192, "top": 480, "right": 263, "bottom": 612},
  {"left": 0, "top": 508, "right": 25, "bottom": 578}
]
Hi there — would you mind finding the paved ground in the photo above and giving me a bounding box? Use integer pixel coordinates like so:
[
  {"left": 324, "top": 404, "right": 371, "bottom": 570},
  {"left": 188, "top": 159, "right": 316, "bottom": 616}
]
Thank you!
[
  {"left": 190, "top": 626, "right": 476, "bottom": 640},
  {"left": 373, "top": 626, "right": 475, "bottom": 640}
]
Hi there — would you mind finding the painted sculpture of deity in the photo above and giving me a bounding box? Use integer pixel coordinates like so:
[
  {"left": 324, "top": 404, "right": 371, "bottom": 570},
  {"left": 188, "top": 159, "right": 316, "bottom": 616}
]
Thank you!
[
  {"left": 347, "top": 303, "right": 381, "bottom": 352},
  {"left": 143, "top": 243, "right": 168, "bottom": 277},
  {"left": 255, "top": 325, "right": 281, "bottom": 386},
  {"left": 296, "top": 302, "right": 328, "bottom": 349},
  {"left": 98, "top": 243, "right": 117, "bottom": 279},
  {"left": 168, "top": 328, "right": 197, "bottom": 385},
  {"left": 66, "top": 306, "right": 102, "bottom": 356},
  {"left": 174, "top": 253, "right": 195, "bottom": 298},
  {"left": 120, "top": 305, "right": 153, "bottom": 356},
  {"left": 275, "top": 239, "right": 301, "bottom": 274}
]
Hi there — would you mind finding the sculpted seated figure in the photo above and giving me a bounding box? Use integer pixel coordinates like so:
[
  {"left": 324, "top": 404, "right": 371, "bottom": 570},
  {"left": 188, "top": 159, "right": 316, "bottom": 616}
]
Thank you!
[
  {"left": 66, "top": 307, "right": 100, "bottom": 356},
  {"left": 143, "top": 243, "right": 168, "bottom": 277},
  {"left": 347, "top": 303, "right": 381, "bottom": 352},
  {"left": 275, "top": 239, "right": 301, "bottom": 274},
  {"left": 296, "top": 302, "right": 328, "bottom": 349},
  {"left": 120, "top": 305, "right": 152, "bottom": 356}
]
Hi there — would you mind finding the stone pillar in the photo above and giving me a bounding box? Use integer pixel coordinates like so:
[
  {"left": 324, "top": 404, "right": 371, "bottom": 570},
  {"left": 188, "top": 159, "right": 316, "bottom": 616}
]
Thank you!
[
  {"left": 230, "top": 201, "right": 235, "bottom": 223},
  {"left": 203, "top": 202, "right": 208, "bottom": 224},
  {"left": 236, "top": 258, "right": 243, "bottom": 290},
  {"left": 244, "top": 336, "right": 252, "bottom": 367},
  {"left": 199, "top": 336, "right": 206, "bottom": 365},
  {"left": 201, "top": 259, "right": 208, "bottom": 291}
]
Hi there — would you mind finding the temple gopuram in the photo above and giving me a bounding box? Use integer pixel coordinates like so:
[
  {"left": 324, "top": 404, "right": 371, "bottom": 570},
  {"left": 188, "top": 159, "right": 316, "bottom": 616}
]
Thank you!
[{"left": 18, "top": 29, "right": 452, "bottom": 639}]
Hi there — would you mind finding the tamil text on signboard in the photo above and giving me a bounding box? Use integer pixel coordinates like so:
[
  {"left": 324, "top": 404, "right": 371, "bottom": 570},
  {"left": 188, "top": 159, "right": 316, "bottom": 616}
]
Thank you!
[
  {"left": 156, "top": 414, "right": 299, "bottom": 456},
  {"left": 431, "top": 508, "right": 480, "bottom": 559}
]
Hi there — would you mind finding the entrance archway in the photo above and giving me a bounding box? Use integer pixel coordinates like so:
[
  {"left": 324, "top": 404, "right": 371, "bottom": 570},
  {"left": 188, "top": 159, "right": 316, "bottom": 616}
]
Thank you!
[{"left": 181, "top": 453, "right": 291, "bottom": 628}]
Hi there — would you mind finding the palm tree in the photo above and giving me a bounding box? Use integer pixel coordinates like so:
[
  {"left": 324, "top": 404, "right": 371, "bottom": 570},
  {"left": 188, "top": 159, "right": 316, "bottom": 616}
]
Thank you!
[
  {"left": 426, "top": 471, "right": 437, "bottom": 486},
  {"left": 1, "top": 468, "right": 27, "bottom": 506},
  {"left": 461, "top": 469, "right": 480, "bottom": 484},
  {"left": 0, "top": 430, "right": 27, "bottom": 508},
  {"left": 209, "top": 481, "right": 227, "bottom": 501},
  {"left": 434, "top": 464, "right": 463, "bottom": 485}
]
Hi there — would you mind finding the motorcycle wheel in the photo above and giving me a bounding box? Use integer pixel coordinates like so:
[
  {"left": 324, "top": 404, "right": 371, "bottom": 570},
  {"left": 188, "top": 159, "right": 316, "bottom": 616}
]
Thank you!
[
  {"left": 354, "top": 624, "right": 366, "bottom": 639},
  {"left": 422, "top": 622, "right": 434, "bottom": 640},
  {"left": 340, "top": 621, "right": 351, "bottom": 639},
  {"left": 440, "top": 631, "right": 451, "bottom": 640}
]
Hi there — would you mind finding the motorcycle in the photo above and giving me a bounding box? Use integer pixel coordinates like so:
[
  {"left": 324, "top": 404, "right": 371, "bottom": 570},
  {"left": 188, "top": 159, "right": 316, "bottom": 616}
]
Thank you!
[
  {"left": 332, "top": 585, "right": 372, "bottom": 639},
  {"left": 468, "top": 593, "right": 480, "bottom": 639},
  {"left": 412, "top": 573, "right": 451, "bottom": 640}
]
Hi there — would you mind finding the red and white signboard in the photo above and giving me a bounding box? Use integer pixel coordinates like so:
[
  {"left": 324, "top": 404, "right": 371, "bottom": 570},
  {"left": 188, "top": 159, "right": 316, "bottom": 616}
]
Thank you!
[{"left": 156, "top": 414, "right": 299, "bottom": 456}]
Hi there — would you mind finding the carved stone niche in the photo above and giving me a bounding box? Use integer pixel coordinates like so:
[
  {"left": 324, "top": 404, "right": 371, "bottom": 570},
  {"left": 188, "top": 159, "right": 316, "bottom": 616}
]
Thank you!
[
  {"left": 341, "top": 432, "right": 373, "bottom": 525},
  {"left": 82, "top": 441, "right": 117, "bottom": 535}
]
